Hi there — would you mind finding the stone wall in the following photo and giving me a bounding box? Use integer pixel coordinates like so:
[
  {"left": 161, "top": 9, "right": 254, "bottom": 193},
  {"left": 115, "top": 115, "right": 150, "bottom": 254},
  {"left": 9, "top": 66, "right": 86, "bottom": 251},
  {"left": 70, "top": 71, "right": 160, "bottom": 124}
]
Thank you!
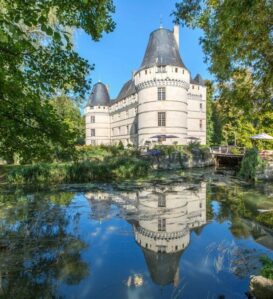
[{"left": 146, "top": 151, "right": 215, "bottom": 170}]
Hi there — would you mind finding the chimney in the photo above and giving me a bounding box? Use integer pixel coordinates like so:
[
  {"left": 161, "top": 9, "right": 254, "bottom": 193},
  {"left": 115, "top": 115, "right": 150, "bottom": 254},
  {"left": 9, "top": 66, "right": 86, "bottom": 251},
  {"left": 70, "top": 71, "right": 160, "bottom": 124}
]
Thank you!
[{"left": 173, "top": 24, "right": 179, "bottom": 48}]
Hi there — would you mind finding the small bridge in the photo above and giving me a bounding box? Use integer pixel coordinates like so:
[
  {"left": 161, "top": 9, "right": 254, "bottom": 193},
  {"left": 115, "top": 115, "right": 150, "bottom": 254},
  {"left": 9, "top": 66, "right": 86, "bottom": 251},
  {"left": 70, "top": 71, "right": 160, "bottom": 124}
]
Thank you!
[{"left": 210, "top": 146, "right": 246, "bottom": 166}]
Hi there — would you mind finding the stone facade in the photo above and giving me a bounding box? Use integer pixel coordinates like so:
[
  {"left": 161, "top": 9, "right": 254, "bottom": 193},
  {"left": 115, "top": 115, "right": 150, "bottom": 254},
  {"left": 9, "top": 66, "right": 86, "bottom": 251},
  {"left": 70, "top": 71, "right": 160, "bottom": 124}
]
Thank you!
[{"left": 85, "top": 25, "right": 206, "bottom": 147}]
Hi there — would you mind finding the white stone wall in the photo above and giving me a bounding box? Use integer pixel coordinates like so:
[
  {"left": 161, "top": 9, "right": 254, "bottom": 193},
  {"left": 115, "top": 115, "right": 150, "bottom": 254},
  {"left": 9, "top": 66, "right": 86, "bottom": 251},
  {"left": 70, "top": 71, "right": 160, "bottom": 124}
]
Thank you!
[
  {"left": 109, "top": 94, "right": 138, "bottom": 146},
  {"left": 187, "top": 83, "right": 207, "bottom": 144},
  {"left": 85, "top": 67, "right": 207, "bottom": 146},
  {"left": 85, "top": 106, "right": 110, "bottom": 145},
  {"left": 135, "top": 66, "right": 190, "bottom": 146}
]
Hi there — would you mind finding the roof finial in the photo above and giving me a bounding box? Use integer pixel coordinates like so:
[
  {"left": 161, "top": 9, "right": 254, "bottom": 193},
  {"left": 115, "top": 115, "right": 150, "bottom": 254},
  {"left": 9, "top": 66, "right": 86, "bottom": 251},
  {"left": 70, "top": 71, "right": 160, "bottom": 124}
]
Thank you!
[{"left": 160, "top": 15, "right": 163, "bottom": 28}]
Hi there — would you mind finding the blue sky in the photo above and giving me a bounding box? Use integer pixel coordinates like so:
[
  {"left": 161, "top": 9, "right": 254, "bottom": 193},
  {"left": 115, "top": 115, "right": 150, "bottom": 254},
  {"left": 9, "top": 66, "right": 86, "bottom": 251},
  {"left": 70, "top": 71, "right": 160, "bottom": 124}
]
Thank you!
[{"left": 75, "top": 0, "right": 212, "bottom": 101}]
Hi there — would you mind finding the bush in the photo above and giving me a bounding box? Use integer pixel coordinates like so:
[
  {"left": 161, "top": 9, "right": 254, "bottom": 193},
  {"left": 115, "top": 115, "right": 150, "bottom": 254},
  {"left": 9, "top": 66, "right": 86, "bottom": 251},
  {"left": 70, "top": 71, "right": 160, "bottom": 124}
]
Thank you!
[
  {"left": 260, "top": 256, "right": 273, "bottom": 280},
  {"left": 239, "top": 148, "right": 265, "bottom": 180}
]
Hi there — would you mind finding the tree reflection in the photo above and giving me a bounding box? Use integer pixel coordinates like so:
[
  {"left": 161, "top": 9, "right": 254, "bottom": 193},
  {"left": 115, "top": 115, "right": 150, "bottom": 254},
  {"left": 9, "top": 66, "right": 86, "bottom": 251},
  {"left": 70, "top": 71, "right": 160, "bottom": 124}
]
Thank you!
[{"left": 0, "top": 192, "right": 89, "bottom": 299}]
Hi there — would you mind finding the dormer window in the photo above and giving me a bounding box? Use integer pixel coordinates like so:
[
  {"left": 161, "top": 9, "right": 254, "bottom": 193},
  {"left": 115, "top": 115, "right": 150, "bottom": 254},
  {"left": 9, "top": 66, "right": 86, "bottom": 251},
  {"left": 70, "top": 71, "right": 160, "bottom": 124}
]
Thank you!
[{"left": 157, "top": 66, "right": 166, "bottom": 73}]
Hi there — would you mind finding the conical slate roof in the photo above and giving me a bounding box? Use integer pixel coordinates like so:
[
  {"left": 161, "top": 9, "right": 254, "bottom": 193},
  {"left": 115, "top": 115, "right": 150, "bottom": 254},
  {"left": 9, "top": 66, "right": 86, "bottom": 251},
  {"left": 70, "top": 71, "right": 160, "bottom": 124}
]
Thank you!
[
  {"left": 116, "top": 79, "right": 136, "bottom": 101},
  {"left": 87, "top": 82, "right": 110, "bottom": 106},
  {"left": 142, "top": 248, "right": 183, "bottom": 286},
  {"left": 140, "top": 28, "right": 186, "bottom": 69},
  {"left": 190, "top": 74, "right": 205, "bottom": 86}
]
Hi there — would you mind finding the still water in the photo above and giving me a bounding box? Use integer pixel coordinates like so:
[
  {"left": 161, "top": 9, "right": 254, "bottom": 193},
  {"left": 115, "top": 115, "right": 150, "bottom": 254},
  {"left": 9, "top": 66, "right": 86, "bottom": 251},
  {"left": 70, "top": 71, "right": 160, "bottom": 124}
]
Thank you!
[{"left": 1, "top": 176, "right": 273, "bottom": 299}]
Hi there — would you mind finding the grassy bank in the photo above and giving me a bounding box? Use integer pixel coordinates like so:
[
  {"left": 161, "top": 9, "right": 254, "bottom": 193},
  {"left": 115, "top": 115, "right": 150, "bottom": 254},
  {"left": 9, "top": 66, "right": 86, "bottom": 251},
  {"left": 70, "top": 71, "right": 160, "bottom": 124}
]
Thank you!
[{"left": 4, "top": 157, "right": 150, "bottom": 186}]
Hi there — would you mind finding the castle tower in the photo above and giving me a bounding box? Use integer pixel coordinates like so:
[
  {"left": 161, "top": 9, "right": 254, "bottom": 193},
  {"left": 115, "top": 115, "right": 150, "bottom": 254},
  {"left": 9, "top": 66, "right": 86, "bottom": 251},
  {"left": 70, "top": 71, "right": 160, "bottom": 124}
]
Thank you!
[
  {"left": 134, "top": 26, "right": 191, "bottom": 146},
  {"left": 85, "top": 82, "right": 111, "bottom": 145}
]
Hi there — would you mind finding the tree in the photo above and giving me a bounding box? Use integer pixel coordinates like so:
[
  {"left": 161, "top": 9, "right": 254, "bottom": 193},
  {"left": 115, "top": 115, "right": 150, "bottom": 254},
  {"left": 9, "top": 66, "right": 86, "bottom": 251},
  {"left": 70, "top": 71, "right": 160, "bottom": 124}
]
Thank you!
[
  {"left": 173, "top": 0, "right": 273, "bottom": 147},
  {"left": 205, "top": 80, "right": 222, "bottom": 146},
  {"left": 0, "top": 0, "right": 115, "bottom": 163},
  {"left": 51, "top": 96, "right": 85, "bottom": 146}
]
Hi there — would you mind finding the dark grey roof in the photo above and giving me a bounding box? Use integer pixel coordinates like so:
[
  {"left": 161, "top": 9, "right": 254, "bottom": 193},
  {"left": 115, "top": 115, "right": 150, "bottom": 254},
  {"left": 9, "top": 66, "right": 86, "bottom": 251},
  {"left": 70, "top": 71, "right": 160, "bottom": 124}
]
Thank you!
[
  {"left": 87, "top": 82, "right": 110, "bottom": 106},
  {"left": 116, "top": 79, "right": 136, "bottom": 101},
  {"left": 142, "top": 248, "right": 183, "bottom": 286},
  {"left": 140, "top": 28, "right": 187, "bottom": 69},
  {"left": 190, "top": 74, "right": 205, "bottom": 86}
]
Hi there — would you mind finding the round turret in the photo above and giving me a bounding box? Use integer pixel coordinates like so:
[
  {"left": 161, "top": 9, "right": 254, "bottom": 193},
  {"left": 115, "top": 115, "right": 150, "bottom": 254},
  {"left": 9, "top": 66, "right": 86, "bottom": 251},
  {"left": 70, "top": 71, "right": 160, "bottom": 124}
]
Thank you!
[
  {"left": 85, "top": 82, "right": 111, "bottom": 145},
  {"left": 135, "top": 27, "right": 190, "bottom": 146}
]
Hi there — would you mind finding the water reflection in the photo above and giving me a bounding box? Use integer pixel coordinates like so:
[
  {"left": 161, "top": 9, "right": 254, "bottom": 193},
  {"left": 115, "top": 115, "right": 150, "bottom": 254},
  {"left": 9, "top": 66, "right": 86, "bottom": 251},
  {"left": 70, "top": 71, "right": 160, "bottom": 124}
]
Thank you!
[
  {"left": 86, "top": 182, "right": 206, "bottom": 287},
  {"left": 1, "top": 180, "right": 273, "bottom": 298},
  {"left": 0, "top": 193, "right": 89, "bottom": 298}
]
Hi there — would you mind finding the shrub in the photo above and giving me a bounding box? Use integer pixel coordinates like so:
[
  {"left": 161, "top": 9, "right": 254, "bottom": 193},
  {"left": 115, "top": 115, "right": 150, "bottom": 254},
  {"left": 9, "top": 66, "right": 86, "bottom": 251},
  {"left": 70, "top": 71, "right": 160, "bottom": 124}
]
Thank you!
[
  {"left": 260, "top": 256, "right": 273, "bottom": 280},
  {"left": 239, "top": 148, "right": 266, "bottom": 180}
]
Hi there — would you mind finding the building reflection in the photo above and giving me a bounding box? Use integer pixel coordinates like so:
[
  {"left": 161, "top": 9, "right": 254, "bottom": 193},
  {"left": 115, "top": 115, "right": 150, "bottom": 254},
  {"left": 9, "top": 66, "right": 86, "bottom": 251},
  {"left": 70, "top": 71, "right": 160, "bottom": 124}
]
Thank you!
[{"left": 85, "top": 182, "right": 207, "bottom": 286}]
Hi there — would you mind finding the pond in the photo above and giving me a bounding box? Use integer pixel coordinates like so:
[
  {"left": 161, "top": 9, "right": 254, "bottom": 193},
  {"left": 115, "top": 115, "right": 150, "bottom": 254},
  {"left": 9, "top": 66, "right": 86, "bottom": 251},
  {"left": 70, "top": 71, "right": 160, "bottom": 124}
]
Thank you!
[{"left": 1, "top": 173, "right": 273, "bottom": 298}]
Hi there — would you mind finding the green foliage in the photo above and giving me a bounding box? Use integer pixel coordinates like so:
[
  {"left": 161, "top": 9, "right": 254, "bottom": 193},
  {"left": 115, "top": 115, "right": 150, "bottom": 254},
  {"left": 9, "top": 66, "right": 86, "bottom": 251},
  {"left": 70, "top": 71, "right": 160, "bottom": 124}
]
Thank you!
[
  {"left": 260, "top": 256, "right": 273, "bottom": 280},
  {"left": 239, "top": 148, "right": 265, "bottom": 180},
  {"left": 118, "top": 140, "right": 125, "bottom": 150},
  {"left": 173, "top": 1, "right": 273, "bottom": 148},
  {"left": 6, "top": 157, "right": 151, "bottom": 186},
  {"left": 51, "top": 96, "right": 85, "bottom": 145},
  {"left": 205, "top": 80, "right": 221, "bottom": 146},
  {"left": 75, "top": 145, "right": 140, "bottom": 161},
  {"left": 256, "top": 212, "right": 273, "bottom": 229},
  {"left": 0, "top": 0, "right": 115, "bottom": 162}
]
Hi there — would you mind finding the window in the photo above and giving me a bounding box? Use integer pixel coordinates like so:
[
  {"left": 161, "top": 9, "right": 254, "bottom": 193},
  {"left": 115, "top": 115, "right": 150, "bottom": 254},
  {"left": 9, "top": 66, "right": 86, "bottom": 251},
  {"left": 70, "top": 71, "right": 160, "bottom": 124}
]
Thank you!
[
  {"left": 158, "top": 218, "right": 166, "bottom": 231},
  {"left": 126, "top": 125, "right": 129, "bottom": 134},
  {"left": 175, "top": 67, "right": 178, "bottom": 73},
  {"left": 134, "top": 123, "right": 138, "bottom": 134},
  {"left": 158, "top": 112, "right": 166, "bottom": 126},
  {"left": 199, "top": 119, "right": 203, "bottom": 130},
  {"left": 158, "top": 194, "right": 166, "bottom": 207},
  {"left": 90, "top": 115, "right": 95, "bottom": 123},
  {"left": 200, "top": 103, "right": 203, "bottom": 111},
  {"left": 158, "top": 87, "right": 166, "bottom": 101},
  {"left": 145, "top": 70, "right": 147, "bottom": 75},
  {"left": 91, "top": 129, "right": 95, "bottom": 137},
  {"left": 91, "top": 140, "right": 96, "bottom": 145},
  {"left": 183, "top": 69, "right": 185, "bottom": 74},
  {"left": 157, "top": 66, "right": 166, "bottom": 73}
]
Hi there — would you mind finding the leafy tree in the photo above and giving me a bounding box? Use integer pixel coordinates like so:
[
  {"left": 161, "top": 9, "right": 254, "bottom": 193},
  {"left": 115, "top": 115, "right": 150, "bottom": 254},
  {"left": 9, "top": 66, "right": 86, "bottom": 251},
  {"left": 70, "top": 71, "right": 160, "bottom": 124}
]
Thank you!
[
  {"left": 0, "top": 0, "right": 115, "bottom": 163},
  {"left": 173, "top": 0, "right": 273, "bottom": 147},
  {"left": 205, "top": 80, "right": 222, "bottom": 145},
  {"left": 51, "top": 96, "right": 85, "bottom": 145}
]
